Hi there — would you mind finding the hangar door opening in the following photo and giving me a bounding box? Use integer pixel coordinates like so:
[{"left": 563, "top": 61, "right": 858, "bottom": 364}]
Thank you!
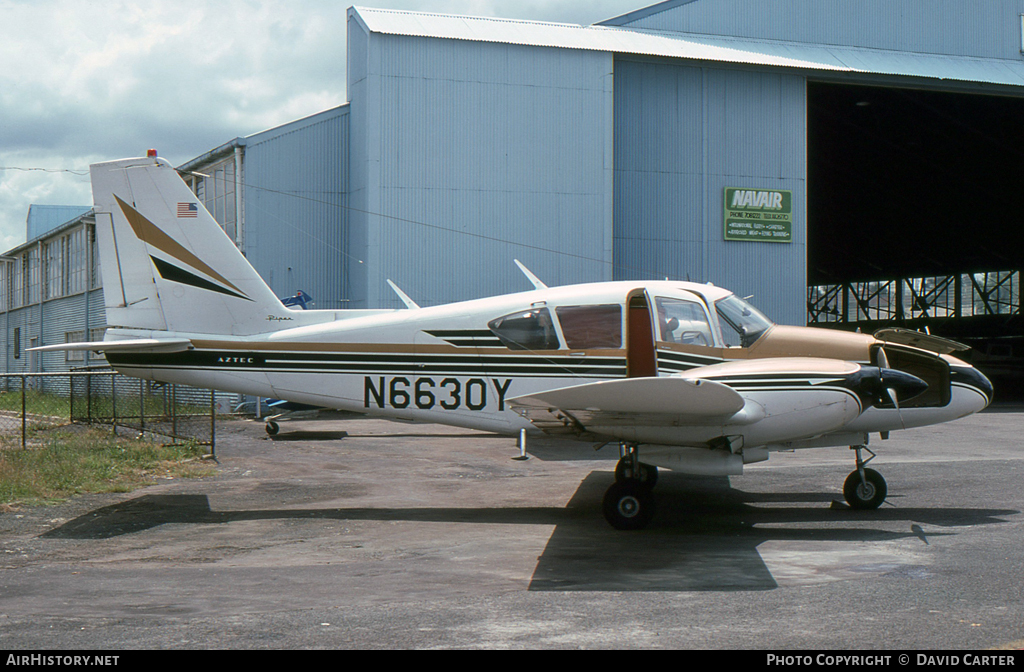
[{"left": 807, "top": 82, "right": 1024, "bottom": 397}]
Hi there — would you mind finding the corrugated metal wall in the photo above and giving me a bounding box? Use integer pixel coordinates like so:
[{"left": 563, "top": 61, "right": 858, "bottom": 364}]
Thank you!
[
  {"left": 613, "top": 57, "right": 808, "bottom": 326},
  {"left": 244, "top": 107, "right": 351, "bottom": 310},
  {"left": 348, "top": 24, "right": 614, "bottom": 308},
  {"left": 2, "top": 287, "right": 107, "bottom": 374},
  {"left": 608, "top": 0, "right": 1024, "bottom": 61}
]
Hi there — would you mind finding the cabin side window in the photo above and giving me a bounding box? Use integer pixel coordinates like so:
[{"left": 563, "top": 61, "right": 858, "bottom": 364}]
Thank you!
[
  {"left": 654, "top": 297, "right": 713, "bottom": 346},
  {"left": 555, "top": 304, "right": 622, "bottom": 349},
  {"left": 488, "top": 307, "right": 560, "bottom": 351}
]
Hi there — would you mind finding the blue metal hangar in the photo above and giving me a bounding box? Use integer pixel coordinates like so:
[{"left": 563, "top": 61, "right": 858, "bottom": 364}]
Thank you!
[
  {"left": 4, "top": 0, "right": 1023, "bottom": 384},
  {"left": 262, "top": 0, "right": 1024, "bottom": 333}
]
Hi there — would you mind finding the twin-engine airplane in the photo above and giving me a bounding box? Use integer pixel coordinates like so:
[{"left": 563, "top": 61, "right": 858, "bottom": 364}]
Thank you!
[{"left": 36, "top": 154, "right": 994, "bottom": 530}]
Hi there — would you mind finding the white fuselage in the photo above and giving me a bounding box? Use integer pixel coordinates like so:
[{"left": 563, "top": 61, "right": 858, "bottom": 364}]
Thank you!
[{"left": 102, "top": 280, "right": 992, "bottom": 468}]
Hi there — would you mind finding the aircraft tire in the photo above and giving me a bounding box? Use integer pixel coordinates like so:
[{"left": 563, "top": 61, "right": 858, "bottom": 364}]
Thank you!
[
  {"left": 614, "top": 459, "right": 659, "bottom": 488},
  {"left": 603, "top": 481, "right": 655, "bottom": 531},
  {"left": 265, "top": 421, "right": 280, "bottom": 436},
  {"left": 843, "top": 468, "right": 887, "bottom": 510}
]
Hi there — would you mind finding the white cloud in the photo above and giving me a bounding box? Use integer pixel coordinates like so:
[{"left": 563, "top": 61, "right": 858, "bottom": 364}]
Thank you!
[{"left": 0, "top": 0, "right": 643, "bottom": 247}]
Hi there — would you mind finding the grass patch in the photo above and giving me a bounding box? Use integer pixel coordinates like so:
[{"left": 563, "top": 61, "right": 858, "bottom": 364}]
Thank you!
[
  {"left": 0, "top": 389, "right": 70, "bottom": 420},
  {"left": 0, "top": 388, "right": 213, "bottom": 422},
  {"left": 0, "top": 428, "right": 216, "bottom": 507}
]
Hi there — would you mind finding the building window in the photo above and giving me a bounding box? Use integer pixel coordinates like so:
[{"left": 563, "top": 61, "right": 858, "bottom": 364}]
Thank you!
[
  {"left": 90, "top": 225, "right": 101, "bottom": 289},
  {"left": 90, "top": 328, "right": 106, "bottom": 361},
  {"left": 191, "top": 157, "right": 237, "bottom": 241},
  {"left": 12, "top": 257, "right": 23, "bottom": 309},
  {"left": 13, "top": 327, "right": 20, "bottom": 359},
  {"left": 69, "top": 228, "right": 86, "bottom": 295},
  {"left": 45, "top": 237, "right": 64, "bottom": 299},
  {"left": 26, "top": 248, "right": 40, "bottom": 305},
  {"left": 64, "top": 331, "right": 85, "bottom": 362},
  {"left": 0, "top": 262, "right": 7, "bottom": 312}
]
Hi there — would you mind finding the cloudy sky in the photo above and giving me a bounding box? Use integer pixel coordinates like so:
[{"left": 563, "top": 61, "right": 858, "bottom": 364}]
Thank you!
[{"left": 0, "top": 0, "right": 650, "bottom": 251}]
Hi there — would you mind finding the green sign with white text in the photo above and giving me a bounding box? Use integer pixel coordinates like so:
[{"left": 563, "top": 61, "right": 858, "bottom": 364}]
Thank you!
[{"left": 724, "top": 188, "right": 793, "bottom": 243}]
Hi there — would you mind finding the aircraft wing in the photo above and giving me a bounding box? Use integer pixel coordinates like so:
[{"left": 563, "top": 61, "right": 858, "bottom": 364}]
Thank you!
[
  {"left": 508, "top": 376, "right": 745, "bottom": 438},
  {"left": 28, "top": 338, "right": 193, "bottom": 354},
  {"left": 873, "top": 327, "right": 970, "bottom": 354}
]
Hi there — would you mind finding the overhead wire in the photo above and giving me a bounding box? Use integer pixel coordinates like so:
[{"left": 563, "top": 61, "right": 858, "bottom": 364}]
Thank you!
[
  {"left": 7, "top": 162, "right": 690, "bottom": 306},
  {"left": 231, "top": 176, "right": 661, "bottom": 280},
  {"left": 0, "top": 166, "right": 89, "bottom": 176}
]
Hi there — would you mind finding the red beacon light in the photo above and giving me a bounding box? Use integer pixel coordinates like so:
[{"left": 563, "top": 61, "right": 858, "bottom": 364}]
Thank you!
[{"left": 147, "top": 149, "right": 158, "bottom": 158}]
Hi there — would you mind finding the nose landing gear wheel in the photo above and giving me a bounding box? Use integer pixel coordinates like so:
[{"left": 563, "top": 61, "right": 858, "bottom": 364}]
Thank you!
[
  {"left": 843, "top": 467, "right": 887, "bottom": 509},
  {"left": 265, "top": 420, "right": 280, "bottom": 436},
  {"left": 603, "top": 481, "right": 655, "bottom": 531}
]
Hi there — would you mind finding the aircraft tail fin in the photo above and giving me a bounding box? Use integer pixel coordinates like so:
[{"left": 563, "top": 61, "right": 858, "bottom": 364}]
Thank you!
[{"left": 91, "top": 155, "right": 290, "bottom": 336}]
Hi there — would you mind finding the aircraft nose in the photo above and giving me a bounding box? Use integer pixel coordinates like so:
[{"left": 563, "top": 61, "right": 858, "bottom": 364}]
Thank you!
[{"left": 952, "top": 365, "right": 994, "bottom": 409}]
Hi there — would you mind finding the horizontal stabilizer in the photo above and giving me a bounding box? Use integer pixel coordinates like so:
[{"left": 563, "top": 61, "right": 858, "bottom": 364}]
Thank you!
[{"left": 29, "top": 338, "right": 193, "bottom": 354}]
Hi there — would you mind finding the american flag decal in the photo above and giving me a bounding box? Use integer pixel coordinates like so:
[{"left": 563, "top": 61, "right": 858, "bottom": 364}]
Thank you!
[{"left": 177, "top": 202, "right": 198, "bottom": 218}]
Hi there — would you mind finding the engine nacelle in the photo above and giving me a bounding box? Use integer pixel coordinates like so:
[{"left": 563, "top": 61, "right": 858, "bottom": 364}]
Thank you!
[{"left": 642, "top": 446, "right": 769, "bottom": 476}]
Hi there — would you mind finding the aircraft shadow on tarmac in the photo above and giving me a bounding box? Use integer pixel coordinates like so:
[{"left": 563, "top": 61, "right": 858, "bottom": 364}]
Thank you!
[
  {"left": 265, "top": 430, "right": 351, "bottom": 441},
  {"left": 268, "top": 431, "right": 507, "bottom": 442},
  {"left": 42, "top": 473, "right": 1017, "bottom": 593}
]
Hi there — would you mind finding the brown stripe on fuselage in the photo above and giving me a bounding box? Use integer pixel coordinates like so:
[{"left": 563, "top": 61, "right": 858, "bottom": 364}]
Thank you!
[{"left": 189, "top": 339, "right": 624, "bottom": 357}]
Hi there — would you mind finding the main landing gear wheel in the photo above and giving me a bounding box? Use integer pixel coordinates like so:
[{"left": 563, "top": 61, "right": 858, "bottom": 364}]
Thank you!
[
  {"left": 603, "top": 481, "right": 655, "bottom": 531},
  {"left": 604, "top": 443, "right": 657, "bottom": 530},
  {"left": 265, "top": 420, "right": 280, "bottom": 436},
  {"left": 843, "top": 468, "right": 887, "bottom": 510},
  {"left": 614, "top": 458, "right": 658, "bottom": 488}
]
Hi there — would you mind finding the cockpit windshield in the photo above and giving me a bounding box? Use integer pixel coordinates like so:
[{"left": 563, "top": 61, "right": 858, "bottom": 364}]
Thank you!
[{"left": 715, "top": 295, "right": 774, "bottom": 347}]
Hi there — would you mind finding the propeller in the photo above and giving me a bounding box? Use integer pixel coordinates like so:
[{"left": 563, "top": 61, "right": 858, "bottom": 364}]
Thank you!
[
  {"left": 871, "top": 346, "right": 928, "bottom": 429},
  {"left": 876, "top": 347, "right": 899, "bottom": 408}
]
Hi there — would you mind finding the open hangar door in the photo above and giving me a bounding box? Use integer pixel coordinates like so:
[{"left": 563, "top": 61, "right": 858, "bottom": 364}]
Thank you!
[{"left": 807, "top": 81, "right": 1024, "bottom": 398}]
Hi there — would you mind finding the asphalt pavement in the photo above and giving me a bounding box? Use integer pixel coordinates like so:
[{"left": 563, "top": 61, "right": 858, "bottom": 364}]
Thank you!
[{"left": 1, "top": 406, "right": 1023, "bottom": 649}]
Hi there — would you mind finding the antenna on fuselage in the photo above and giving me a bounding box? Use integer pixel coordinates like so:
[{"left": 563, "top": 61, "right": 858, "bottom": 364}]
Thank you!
[
  {"left": 513, "top": 259, "right": 548, "bottom": 290},
  {"left": 386, "top": 279, "right": 420, "bottom": 309}
]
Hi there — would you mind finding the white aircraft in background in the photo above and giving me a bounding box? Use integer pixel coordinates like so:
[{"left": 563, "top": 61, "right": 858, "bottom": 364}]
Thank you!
[{"left": 35, "top": 154, "right": 993, "bottom": 530}]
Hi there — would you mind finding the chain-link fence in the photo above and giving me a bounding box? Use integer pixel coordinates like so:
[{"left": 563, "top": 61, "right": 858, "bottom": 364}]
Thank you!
[{"left": 0, "top": 369, "right": 217, "bottom": 451}]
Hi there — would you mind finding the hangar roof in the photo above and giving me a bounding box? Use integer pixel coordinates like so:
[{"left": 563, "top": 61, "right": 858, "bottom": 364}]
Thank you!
[{"left": 351, "top": 6, "right": 1024, "bottom": 90}]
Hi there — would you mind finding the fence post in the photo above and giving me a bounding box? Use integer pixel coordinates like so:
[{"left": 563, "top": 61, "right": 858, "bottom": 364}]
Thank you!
[
  {"left": 171, "top": 384, "right": 178, "bottom": 438},
  {"left": 111, "top": 373, "right": 117, "bottom": 436},
  {"left": 210, "top": 390, "right": 216, "bottom": 459},
  {"left": 140, "top": 379, "right": 145, "bottom": 435},
  {"left": 21, "top": 375, "right": 26, "bottom": 450}
]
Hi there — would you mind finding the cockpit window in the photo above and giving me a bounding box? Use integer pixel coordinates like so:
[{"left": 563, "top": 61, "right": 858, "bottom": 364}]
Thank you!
[
  {"left": 715, "top": 295, "right": 773, "bottom": 347},
  {"left": 488, "top": 307, "right": 560, "bottom": 351},
  {"left": 655, "top": 297, "right": 713, "bottom": 347}
]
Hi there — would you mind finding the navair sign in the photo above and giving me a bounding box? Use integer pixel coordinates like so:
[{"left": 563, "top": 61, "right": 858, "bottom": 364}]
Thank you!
[{"left": 724, "top": 188, "right": 793, "bottom": 243}]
